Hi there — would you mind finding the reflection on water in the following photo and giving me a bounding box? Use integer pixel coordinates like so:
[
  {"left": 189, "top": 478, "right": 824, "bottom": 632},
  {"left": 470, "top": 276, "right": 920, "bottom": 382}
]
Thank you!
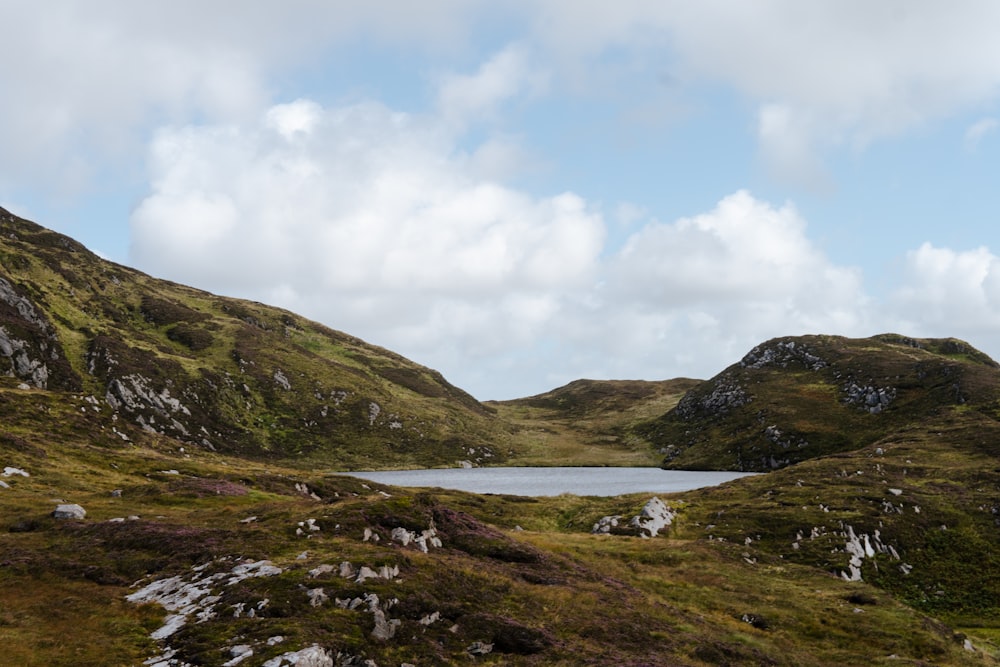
[{"left": 340, "top": 467, "right": 756, "bottom": 497}]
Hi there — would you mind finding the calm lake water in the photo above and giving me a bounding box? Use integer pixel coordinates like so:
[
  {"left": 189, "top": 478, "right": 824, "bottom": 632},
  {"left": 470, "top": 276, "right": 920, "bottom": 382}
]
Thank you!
[{"left": 341, "top": 467, "right": 756, "bottom": 497}]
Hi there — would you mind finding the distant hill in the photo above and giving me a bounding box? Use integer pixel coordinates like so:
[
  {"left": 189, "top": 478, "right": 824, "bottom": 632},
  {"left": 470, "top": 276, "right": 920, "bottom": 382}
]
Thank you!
[
  {"left": 634, "top": 334, "right": 1000, "bottom": 471},
  {"left": 0, "top": 207, "right": 509, "bottom": 470},
  {"left": 489, "top": 378, "right": 701, "bottom": 466}
]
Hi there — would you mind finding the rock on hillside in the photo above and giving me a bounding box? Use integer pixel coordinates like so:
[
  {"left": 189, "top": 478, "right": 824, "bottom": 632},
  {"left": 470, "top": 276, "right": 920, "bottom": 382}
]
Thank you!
[
  {"left": 0, "top": 207, "right": 508, "bottom": 468},
  {"left": 636, "top": 334, "right": 1000, "bottom": 471}
]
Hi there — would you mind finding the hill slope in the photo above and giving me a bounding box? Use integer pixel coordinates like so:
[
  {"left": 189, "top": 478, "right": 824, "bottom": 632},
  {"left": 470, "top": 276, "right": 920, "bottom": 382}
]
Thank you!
[
  {"left": 2, "top": 212, "right": 999, "bottom": 664},
  {"left": 490, "top": 378, "right": 700, "bottom": 465},
  {"left": 636, "top": 334, "right": 1000, "bottom": 471},
  {"left": 0, "top": 207, "right": 509, "bottom": 470}
]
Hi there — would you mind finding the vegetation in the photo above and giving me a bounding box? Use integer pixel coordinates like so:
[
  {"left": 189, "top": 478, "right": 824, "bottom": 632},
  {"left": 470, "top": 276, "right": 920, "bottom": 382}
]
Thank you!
[{"left": 2, "top": 206, "right": 999, "bottom": 665}]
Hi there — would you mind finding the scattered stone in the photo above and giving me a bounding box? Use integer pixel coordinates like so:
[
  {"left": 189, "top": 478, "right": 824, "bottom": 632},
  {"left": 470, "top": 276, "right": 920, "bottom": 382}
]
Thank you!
[
  {"left": 308, "top": 564, "right": 336, "bottom": 578},
  {"left": 390, "top": 524, "right": 441, "bottom": 552},
  {"left": 419, "top": 611, "right": 441, "bottom": 626},
  {"left": 467, "top": 641, "right": 494, "bottom": 656},
  {"left": 0, "top": 480, "right": 8, "bottom": 489},
  {"left": 261, "top": 645, "right": 333, "bottom": 667},
  {"left": 355, "top": 566, "right": 380, "bottom": 583},
  {"left": 222, "top": 644, "right": 254, "bottom": 667},
  {"left": 2, "top": 466, "right": 29, "bottom": 477},
  {"left": 111, "top": 489, "right": 123, "bottom": 497},
  {"left": 297, "top": 551, "right": 309, "bottom": 560},
  {"left": 592, "top": 515, "right": 621, "bottom": 534},
  {"left": 52, "top": 503, "right": 86, "bottom": 520},
  {"left": 888, "top": 488, "right": 903, "bottom": 496},
  {"left": 371, "top": 608, "right": 401, "bottom": 640},
  {"left": 307, "top": 588, "right": 328, "bottom": 607},
  {"left": 239, "top": 516, "right": 258, "bottom": 524},
  {"left": 266, "top": 636, "right": 285, "bottom": 646}
]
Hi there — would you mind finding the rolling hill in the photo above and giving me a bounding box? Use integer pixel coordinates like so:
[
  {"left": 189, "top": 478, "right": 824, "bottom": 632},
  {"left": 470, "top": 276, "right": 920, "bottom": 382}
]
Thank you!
[{"left": 2, "top": 208, "right": 999, "bottom": 665}]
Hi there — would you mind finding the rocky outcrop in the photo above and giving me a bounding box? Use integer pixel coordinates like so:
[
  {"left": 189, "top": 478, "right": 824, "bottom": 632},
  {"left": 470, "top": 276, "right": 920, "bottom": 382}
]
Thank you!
[
  {"left": 0, "top": 276, "right": 77, "bottom": 390},
  {"left": 842, "top": 380, "right": 897, "bottom": 414},
  {"left": 740, "top": 339, "right": 827, "bottom": 371},
  {"left": 594, "top": 497, "right": 676, "bottom": 538},
  {"left": 674, "top": 375, "right": 751, "bottom": 420},
  {"left": 127, "top": 558, "right": 283, "bottom": 663}
]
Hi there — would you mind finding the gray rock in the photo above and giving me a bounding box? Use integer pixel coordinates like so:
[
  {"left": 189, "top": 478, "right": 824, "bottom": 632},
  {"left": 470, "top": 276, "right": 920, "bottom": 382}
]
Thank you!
[
  {"left": 467, "top": 641, "right": 494, "bottom": 656},
  {"left": 630, "top": 497, "right": 676, "bottom": 538},
  {"left": 52, "top": 503, "right": 86, "bottom": 520}
]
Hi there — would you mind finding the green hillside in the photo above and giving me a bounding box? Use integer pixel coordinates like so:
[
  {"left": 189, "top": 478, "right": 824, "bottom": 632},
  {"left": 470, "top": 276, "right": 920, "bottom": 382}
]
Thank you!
[
  {"left": 637, "top": 333, "right": 1000, "bottom": 471},
  {"left": 0, "top": 207, "right": 510, "bottom": 470},
  {"left": 2, "top": 209, "right": 999, "bottom": 665}
]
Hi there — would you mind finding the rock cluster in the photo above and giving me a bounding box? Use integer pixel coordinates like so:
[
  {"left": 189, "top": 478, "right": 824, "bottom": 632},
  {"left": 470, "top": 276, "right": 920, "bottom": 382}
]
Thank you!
[
  {"left": 593, "top": 497, "right": 676, "bottom": 538},
  {"left": 740, "top": 340, "right": 827, "bottom": 371},
  {"left": 390, "top": 524, "right": 442, "bottom": 552},
  {"left": 842, "top": 381, "right": 896, "bottom": 414},
  {"left": 674, "top": 376, "right": 751, "bottom": 420}
]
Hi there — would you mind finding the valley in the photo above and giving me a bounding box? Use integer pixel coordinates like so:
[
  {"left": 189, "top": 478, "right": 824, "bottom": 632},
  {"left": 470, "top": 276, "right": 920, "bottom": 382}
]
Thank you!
[{"left": 2, "top": 207, "right": 999, "bottom": 665}]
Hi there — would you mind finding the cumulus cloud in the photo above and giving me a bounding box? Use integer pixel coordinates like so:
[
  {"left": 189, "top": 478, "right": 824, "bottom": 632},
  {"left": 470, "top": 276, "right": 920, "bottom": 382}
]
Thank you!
[
  {"left": 891, "top": 243, "right": 1000, "bottom": 335},
  {"left": 130, "top": 95, "right": 606, "bottom": 394},
  {"left": 7, "top": 2, "right": 1000, "bottom": 193},
  {"left": 132, "top": 74, "right": 883, "bottom": 395},
  {"left": 0, "top": 0, "right": 487, "bottom": 191},
  {"left": 570, "top": 191, "right": 873, "bottom": 381}
]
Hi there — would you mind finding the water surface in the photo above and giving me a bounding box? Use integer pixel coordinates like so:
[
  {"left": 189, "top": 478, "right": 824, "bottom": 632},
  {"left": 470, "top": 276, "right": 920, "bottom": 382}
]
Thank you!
[{"left": 342, "top": 467, "right": 756, "bottom": 497}]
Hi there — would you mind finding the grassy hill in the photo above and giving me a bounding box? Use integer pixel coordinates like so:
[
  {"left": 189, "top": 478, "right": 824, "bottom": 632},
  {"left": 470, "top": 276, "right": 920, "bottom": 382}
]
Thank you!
[
  {"left": 636, "top": 333, "right": 1000, "bottom": 471},
  {"left": 489, "top": 378, "right": 700, "bottom": 466},
  {"left": 2, "top": 209, "right": 999, "bottom": 665},
  {"left": 0, "top": 207, "right": 510, "bottom": 470}
]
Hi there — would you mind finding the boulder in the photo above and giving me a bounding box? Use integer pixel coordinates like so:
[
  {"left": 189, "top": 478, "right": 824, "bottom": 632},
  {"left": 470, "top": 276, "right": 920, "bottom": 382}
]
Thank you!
[
  {"left": 52, "top": 503, "right": 86, "bottom": 520},
  {"left": 593, "top": 497, "right": 676, "bottom": 538},
  {"left": 630, "top": 497, "right": 675, "bottom": 538}
]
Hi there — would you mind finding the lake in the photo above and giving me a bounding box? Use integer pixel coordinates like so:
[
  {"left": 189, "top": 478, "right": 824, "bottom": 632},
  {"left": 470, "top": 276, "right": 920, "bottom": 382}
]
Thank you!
[{"left": 341, "top": 467, "right": 757, "bottom": 497}]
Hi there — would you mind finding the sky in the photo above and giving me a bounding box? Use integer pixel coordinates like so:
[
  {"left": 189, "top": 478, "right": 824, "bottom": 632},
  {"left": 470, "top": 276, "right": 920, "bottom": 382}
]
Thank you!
[{"left": 2, "top": 1, "right": 1000, "bottom": 400}]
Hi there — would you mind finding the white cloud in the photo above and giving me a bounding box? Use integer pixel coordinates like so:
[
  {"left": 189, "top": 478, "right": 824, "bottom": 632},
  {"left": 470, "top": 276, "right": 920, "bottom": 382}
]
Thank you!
[
  {"left": 525, "top": 0, "right": 1000, "bottom": 179},
  {"left": 891, "top": 243, "right": 1000, "bottom": 335},
  {"left": 609, "top": 191, "right": 863, "bottom": 307},
  {"left": 0, "top": 1, "right": 489, "bottom": 191},
  {"left": 436, "top": 44, "right": 547, "bottom": 127},
  {"left": 558, "top": 190, "right": 874, "bottom": 381},
  {"left": 130, "top": 94, "right": 606, "bottom": 395},
  {"left": 7, "top": 3, "right": 1000, "bottom": 194}
]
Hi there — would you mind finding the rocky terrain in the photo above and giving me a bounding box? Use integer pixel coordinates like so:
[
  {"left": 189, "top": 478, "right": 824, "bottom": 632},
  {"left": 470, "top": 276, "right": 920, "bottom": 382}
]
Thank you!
[{"left": 2, "top": 208, "right": 999, "bottom": 665}]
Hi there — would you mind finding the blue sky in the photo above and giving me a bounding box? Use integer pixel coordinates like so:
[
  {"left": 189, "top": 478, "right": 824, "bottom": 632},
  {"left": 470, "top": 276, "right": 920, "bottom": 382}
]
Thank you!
[{"left": 2, "top": 2, "right": 1000, "bottom": 399}]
